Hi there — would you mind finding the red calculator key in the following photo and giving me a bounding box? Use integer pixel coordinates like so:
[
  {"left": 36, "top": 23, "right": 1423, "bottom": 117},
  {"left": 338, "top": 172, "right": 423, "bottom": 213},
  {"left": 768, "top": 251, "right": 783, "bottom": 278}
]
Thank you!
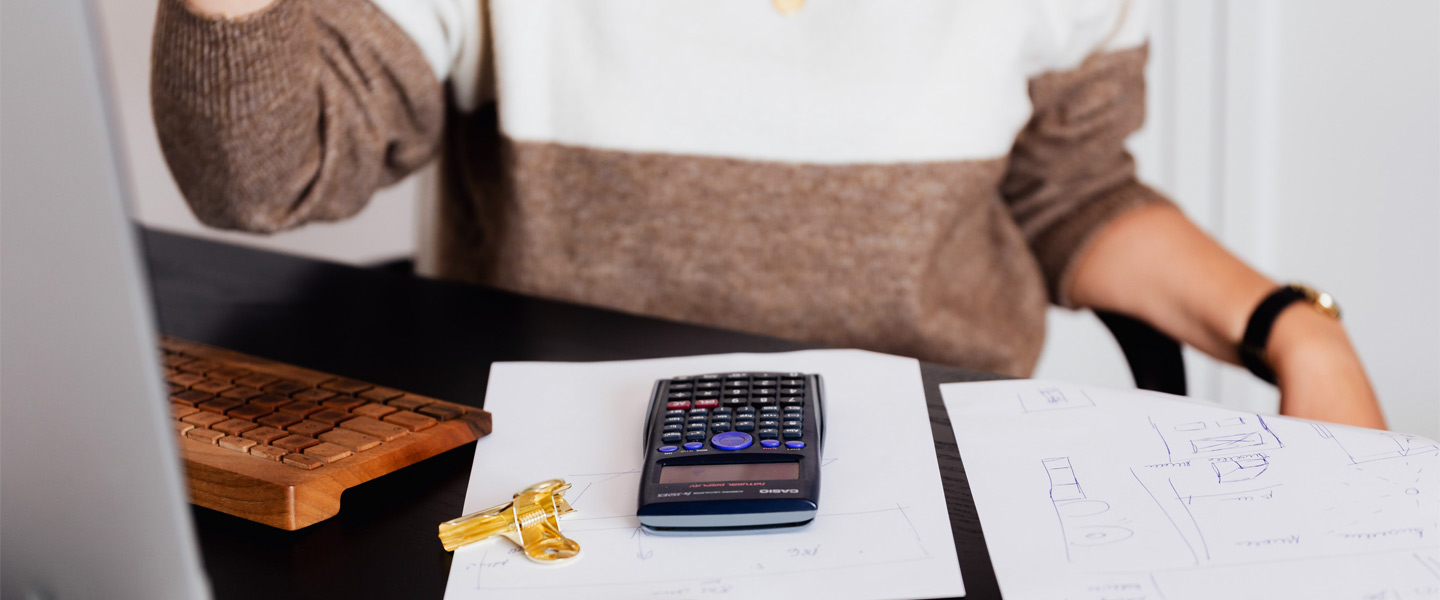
[
  {"left": 666, "top": 401, "right": 691, "bottom": 409},
  {"left": 693, "top": 399, "right": 719, "bottom": 409}
]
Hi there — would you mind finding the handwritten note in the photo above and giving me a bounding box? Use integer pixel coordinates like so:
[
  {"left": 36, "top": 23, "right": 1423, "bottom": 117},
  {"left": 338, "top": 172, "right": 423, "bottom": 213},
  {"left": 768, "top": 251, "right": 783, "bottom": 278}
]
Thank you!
[
  {"left": 444, "top": 350, "right": 964, "bottom": 600},
  {"left": 942, "top": 380, "right": 1440, "bottom": 600}
]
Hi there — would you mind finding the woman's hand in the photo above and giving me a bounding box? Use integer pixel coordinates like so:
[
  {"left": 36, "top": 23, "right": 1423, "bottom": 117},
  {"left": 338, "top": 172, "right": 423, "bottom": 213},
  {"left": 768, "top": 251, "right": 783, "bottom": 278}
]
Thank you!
[{"left": 1268, "top": 304, "right": 1387, "bottom": 429}]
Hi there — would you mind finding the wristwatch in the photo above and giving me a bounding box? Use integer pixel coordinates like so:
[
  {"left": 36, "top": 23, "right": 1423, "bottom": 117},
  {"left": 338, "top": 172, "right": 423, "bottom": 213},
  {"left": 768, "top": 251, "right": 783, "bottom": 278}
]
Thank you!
[{"left": 1240, "top": 283, "right": 1341, "bottom": 385}]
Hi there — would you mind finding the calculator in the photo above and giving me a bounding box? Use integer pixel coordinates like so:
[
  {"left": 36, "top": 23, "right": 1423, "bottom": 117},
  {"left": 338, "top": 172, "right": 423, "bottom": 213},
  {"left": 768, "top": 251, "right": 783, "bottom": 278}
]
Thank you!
[{"left": 637, "top": 372, "right": 825, "bottom": 535}]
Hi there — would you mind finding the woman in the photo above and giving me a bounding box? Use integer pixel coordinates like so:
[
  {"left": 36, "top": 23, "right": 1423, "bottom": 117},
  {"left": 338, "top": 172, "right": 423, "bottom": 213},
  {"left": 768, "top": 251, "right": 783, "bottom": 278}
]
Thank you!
[{"left": 151, "top": 0, "right": 1386, "bottom": 428}]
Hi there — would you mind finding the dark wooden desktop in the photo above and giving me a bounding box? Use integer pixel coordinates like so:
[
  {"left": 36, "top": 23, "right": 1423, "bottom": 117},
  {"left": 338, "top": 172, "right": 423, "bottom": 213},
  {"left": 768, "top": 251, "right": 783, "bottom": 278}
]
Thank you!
[{"left": 142, "top": 229, "right": 1005, "bottom": 600}]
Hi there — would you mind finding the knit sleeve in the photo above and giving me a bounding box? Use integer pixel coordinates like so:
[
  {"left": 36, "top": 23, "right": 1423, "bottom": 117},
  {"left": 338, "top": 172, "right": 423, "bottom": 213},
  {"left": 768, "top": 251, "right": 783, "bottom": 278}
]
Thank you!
[
  {"left": 150, "top": 0, "right": 445, "bottom": 232},
  {"left": 999, "top": 44, "right": 1174, "bottom": 307}
]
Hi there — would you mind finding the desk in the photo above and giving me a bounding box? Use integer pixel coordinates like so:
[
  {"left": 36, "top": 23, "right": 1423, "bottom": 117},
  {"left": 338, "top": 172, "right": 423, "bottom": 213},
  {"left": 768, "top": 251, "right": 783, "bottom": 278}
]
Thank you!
[{"left": 142, "top": 229, "right": 1005, "bottom": 600}]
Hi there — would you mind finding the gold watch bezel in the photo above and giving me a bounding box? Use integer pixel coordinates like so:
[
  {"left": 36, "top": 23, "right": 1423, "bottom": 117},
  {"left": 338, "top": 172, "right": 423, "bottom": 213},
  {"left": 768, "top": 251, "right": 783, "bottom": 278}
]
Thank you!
[{"left": 1286, "top": 283, "right": 1341, "bottom": 320}]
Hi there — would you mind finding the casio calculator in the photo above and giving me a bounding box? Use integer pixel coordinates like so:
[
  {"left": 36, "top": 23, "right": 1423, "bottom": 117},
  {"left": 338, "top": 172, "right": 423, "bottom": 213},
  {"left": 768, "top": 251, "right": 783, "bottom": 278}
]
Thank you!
[{"left": 637, "top": 372, "right": 825, "bottom": 535}]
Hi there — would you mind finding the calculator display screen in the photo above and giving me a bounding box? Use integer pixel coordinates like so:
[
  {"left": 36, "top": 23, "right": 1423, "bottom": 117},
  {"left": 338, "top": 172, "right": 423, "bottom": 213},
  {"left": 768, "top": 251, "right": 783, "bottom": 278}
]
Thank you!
[{"left": 659, "top": 462, "right": 800, "bottom": 484}]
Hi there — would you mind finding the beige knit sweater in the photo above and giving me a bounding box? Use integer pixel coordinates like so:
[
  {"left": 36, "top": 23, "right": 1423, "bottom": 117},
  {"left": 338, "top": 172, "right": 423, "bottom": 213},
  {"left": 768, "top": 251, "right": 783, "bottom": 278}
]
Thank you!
[{"left": 152, "top": 0, "right": 1170, "bottom": 377}]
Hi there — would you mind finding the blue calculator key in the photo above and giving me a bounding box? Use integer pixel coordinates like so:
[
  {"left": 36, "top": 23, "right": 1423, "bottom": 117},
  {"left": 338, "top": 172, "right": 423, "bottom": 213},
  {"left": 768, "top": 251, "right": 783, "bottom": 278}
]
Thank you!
[
  {"left": 662, "top": 433, "right": 681, "bottom": 443},
  {"left": 658, "top": 445, "right": 678, "bottom": 453},
  {"left": 711, "top": 431, "right": 753, "bottom": 451},
  {"left": 683, "top": 442, "right": 704, "bottom": 450},
  {"left": 785, "top": 441, "right": 805, "bottom": 449},
  {"left": 760, "top": 439, "right": 781, "bottom": 448}
]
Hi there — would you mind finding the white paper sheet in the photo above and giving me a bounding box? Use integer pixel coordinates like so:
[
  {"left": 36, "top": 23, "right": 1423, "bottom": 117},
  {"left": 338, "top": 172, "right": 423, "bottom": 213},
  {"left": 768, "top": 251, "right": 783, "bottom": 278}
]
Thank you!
[
  {"left": 444, "top": 350, "right": 964, "bottom": 600},
  {"left": 942, "top": 380, "right": 1440, "bottom": 600}
]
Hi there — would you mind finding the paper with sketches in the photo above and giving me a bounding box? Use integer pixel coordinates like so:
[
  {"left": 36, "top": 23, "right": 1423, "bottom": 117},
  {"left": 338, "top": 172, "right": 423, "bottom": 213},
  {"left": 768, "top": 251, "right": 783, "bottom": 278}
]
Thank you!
[
  {"left": 942, "top": 380, "right": 1440, "bottom": 600},
  {"left": 444, "top": 350, "right": 963, "bottom": 600}
]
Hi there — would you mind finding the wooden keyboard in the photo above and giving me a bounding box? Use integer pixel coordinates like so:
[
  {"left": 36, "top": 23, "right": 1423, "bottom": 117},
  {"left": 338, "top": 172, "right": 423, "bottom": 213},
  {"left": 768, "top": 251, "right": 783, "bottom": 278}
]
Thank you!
[{"left": 160, "top": 336, "right": 492, "bottom": 530}]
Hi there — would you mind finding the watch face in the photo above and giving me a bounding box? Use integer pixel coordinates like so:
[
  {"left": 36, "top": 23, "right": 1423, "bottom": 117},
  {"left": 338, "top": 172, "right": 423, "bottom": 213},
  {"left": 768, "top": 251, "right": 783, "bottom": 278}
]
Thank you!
[{"left": 1288, "top": 284, "right": 1341, "bottom": 319}]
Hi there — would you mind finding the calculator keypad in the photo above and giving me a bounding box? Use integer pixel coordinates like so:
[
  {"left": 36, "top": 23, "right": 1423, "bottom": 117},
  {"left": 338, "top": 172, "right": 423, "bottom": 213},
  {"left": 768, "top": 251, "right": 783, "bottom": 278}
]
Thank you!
[{"left": 654, "top": 373, "right": 810, "bottom": 453}]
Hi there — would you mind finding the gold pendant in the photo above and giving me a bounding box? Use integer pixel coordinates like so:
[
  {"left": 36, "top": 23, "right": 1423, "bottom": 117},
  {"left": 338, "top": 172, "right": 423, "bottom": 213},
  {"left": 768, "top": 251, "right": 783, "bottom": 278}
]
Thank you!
[{"left": 774, "top": 0, "right": 804, "bottom": 16}]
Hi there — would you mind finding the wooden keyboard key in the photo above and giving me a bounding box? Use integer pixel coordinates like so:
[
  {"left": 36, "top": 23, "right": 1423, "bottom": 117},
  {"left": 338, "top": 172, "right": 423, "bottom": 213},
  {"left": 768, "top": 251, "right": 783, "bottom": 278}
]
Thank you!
[
  {"left": 248, "top": 394, "right": 293, "bottom": 410},
  {"left": 352, "top": 402, "right": 396, "bottom": 419},
  {"left": 198, "top": 398, "right": 243, "bottom": 414},
  {"left": 272, "top": 435, "right": 319, "bottom": 453},
  {"left": 382, "top": 410, "right": 437, "bottom": 432},
  {"left": 213, "top": 418, "right": 258, "bottom": 436},
  {"left": 304, "top": 442, "right": 352, "bottom": 463},
  {"left": 219, "top": 386, "right": 263, "bottom": 401},
  {"left": 257, "top": 412, "right": 303, "bottom": 429},
  {"left": 227, "top": 404, "right": 272, "bottom": 421},
  {"left": 234, "top": 373, "right": 280, "bottom": 389},
  {"left": 286, "top": 420, "right": 332, "bottom": 437},
  {"left": 162, "top": 354, "right": 191, "bottom": 368},
  {"left": 249, "top": 444, "right": 287, "bottom": 462},
  {"left": 207, "top": 367, "right": 252, "bottom": 382},
  {"left": 191, "top": 379, "right": 235, "bottom": 395},
  {"left": 338, "top": 417, "right": 408, "bottom": 442},
  {"left": 322, "top": 396, "right": 366, "bottom": 412},
  {"left": 318, "top": 428, "right": 382, "bottom": 452},
  {"left": 167, "top": 372, "right": 205, "bottom": 387},
  {"left": 387, "top": 395, "right": 431, "bottom": 412},
  {"left": 418, "top": 403, "right": 464, "bottom": 422},
  {"left": 186, "top": 428, "right": 225, "bottom": 445},
  {"left": 282, "top": 453, "right": 324, "bottom": 470},
  {"left": 309, "top": 409, "right": 352, "bottom": 425},
  {"left": 359, "top": 387, "right": 404, "bottom": 403},
  {"left": 181, "top": 411, "right": 227, "bottom": 428},
  {"left": 291, "top": 388, "right": 336, "bottom": 403},
  {"left": 263, "top": 379, "right": 310, "bottom": 395},
  {"left": 173, "top": 421, "right": 194, "bottom": 436},
  {"left": 170, "top": 389, "right": 213, "bottom": 406},
  {"left": 278, "top": 400, "right": 323, "bottom": 416},
  {"left": 167, "top": 383, "right": 185, "bottom": 395},
  {"left": 177, "top": 359, "right": 220, "bottom": 374},
  {"left": 241, "top": 426, "right": 287, "bottom": 444},
  {"left": 171, "top": 403, "right": 200, "bottom": 420},
  {"left": 319, "top": 378, "right": 372, "bottom": 394},
  {"left": 218, "top": 435, "right": 258, "bottom": 452}
]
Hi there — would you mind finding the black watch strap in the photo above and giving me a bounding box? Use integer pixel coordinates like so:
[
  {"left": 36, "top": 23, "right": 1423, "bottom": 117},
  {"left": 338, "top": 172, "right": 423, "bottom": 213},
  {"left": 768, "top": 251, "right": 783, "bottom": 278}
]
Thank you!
[{"left": 1239, "top": 285, "right": 1312, "bottom": 385}]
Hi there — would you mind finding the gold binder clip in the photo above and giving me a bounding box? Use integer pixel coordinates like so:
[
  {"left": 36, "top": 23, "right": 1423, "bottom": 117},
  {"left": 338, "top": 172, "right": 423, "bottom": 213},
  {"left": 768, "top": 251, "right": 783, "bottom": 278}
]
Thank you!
[{"left": 437, "top": 479, "right": 581, "bottom": 564}]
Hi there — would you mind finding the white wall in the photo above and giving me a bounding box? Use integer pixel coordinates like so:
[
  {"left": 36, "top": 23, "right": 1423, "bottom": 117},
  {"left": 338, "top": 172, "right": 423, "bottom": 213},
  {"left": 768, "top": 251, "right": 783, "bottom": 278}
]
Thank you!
[{"left": 101, "top": 0, "right": 1437, "bottom": 437}]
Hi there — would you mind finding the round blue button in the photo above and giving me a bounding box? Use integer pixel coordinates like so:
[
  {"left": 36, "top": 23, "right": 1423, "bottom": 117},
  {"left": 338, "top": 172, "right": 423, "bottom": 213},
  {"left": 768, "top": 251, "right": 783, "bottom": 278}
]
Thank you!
[
  {"left": 683, "top": 442, "right": 704, "bottom": 450},
  {"left": 760, "top": 439, "right": 780, "bottom": 448},
  {"left": 658, "top": 445, "right": 678, "bottom": 453},
  {"left": 711, "top": 431, "right": 753, "bottom": 451},
  {"left": 785, "top": 441, "right": 806, "bottom": 449}
]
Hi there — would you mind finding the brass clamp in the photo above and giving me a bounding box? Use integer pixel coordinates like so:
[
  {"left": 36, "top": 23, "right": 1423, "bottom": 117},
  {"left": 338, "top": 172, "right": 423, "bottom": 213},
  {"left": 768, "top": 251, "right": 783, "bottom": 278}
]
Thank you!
[{"left": 438, "top": 479, "right": 581, "bottom": 564}]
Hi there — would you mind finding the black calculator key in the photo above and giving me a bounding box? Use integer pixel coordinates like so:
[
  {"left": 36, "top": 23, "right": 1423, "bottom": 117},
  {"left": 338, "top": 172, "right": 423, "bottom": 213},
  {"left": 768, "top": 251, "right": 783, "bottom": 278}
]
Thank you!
[
  {"left": 779, "top": 397, "right": 804, "bottom": 406},
  {"left": 779, "top": 388, "right": 803, "bottom": 396},
  {"left": 699, "top": 374, "right": 721, "bottom": 381},
  {"left": 758, "top": 428, "right": 779, "bottom": 439},
  {"left": 734, "top": 420, "right": 756, "bottom": 432},
  {"left": 736, "top": 406, "right": 756, "bottom": 414},
  {"left": 783, "top": 405, "right": 803, "bottom": 414},
  {"left": 723, "top": 387, "right": 748, "bottom": 395},
  {"left": 665, "top": 416, "right": 684, "bottom": 423},
  {"left": 759, "top": 419, "right": 779, "bottom": 428},
  {"left": 685, "top": 431, "right": 706, "bottom": 442},
  {"left": 711, "top": 422, "right": 732, "bottom": 433},
  {"left": 782, "top": 428, "right": 803, "bottom": 439},
  {"left": 695, "top": 390, "right": 720, "bottom": 398},
  {"left": 750, "top": 398, "right": 775, "bottom": 407},
  {"left": 666, "top": 409, "right": 685, "bottom": 417},
  {"left": 751, "top": 388, "right": 776, "bottom": 396},
  {"left": 668, "top": 391, "right": 692, "bottom": 399},
  {"left": 722, "top": 398, "right": 748, "bottom": 407},
  {"left": 662, "top": 433, "right": 682, "bottom": 443},
  {"left": 696, "top": 382, "right": 721, "bottom": 389},
  {"left": 782, "top": 420, "right": 802, "bottom": 428},
  {"left": 687, "top": 423, "right": 707, "bottom": 432},
  {"left": 713, "top": 408, "right": 733, "bottom": 417},
  {"left": 752, "top": 380, "right": 778, "bottom": 387},
  {"left": 759, "top": 407, "right": 780, "bottom": 415},
  {"left": 724, "top": 380, "right": 749, "bottom": 388},
  {"left": 664, "top": 423, "right": 683, "bottom": 431},
  {"left": 669, "top": 381, "right": 693, "bottom": 389}
]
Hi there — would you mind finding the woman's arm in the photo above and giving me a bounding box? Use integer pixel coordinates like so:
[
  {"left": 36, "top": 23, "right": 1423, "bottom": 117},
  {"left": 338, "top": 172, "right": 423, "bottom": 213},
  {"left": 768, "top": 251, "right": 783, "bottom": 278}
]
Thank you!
[
  {"left": 1067, "top": 202, "right": 1387, "bottom": 429},
  {"left": 151, "top": 0, "right": 444, "bottom": 232}
]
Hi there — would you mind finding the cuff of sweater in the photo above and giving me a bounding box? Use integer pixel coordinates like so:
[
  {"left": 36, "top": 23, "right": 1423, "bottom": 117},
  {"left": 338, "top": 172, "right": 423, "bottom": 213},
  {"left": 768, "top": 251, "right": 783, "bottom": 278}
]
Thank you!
[
  {"left": 1037, "top": 180, "right": 1175, "bottom": 308},
  {"left": 152, "top": 0, "right": 312, "bottom": 123}
]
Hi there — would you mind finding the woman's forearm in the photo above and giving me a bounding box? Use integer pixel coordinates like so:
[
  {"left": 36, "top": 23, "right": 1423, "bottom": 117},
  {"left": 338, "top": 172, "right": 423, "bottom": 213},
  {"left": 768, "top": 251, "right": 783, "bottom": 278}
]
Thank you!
[{"left": 1066, "top": 203, "right": 1386, "bottom": 429}]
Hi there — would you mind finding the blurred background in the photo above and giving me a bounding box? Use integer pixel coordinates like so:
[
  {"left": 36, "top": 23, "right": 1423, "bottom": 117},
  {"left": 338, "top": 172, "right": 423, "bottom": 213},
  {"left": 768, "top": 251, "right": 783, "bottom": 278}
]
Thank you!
[{"left": 99, "top": 0, "right": 1438, "bottom": 438}]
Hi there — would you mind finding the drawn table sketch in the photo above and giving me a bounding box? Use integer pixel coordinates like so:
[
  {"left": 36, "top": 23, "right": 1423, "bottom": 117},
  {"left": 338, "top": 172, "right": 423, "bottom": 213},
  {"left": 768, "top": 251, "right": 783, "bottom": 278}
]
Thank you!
[
  {"left": 443, "top": 350, "right": 963, "bottom": 600},
  {"left": 942, "top": 380, "right": 1440, "bottom": 600}
]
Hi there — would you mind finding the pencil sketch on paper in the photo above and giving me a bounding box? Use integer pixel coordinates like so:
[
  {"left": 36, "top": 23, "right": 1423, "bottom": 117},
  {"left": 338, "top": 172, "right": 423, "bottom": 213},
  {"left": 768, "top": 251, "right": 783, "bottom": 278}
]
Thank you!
[{"left": 945, "top": 380, "right": 1440, "bottom": 600}]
